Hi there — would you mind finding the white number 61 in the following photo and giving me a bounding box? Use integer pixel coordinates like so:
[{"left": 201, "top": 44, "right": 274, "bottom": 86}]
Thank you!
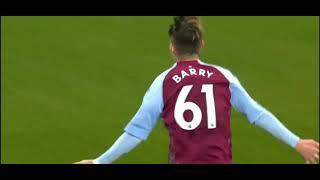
[{"left": 174, "top": 84, "right": 216, "bottom": 130}]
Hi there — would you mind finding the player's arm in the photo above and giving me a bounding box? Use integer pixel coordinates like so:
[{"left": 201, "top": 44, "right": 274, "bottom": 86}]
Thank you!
[
  {"left": 74, "top": 70, "right": 168, "bottom": 164},
  {"left": 227, "top": 71, "right": 319, "bottom": 164},
  {"left": 74, "top": 132, "right": 142, "bottom": 164}
]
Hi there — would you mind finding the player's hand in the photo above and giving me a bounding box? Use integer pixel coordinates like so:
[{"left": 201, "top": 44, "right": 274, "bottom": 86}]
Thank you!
[
  {"left": 295, "top": 139, "right": 319, "bottom": 164},
  {"left": 73, "top": 159, "right": 95, "bottom": 164}
]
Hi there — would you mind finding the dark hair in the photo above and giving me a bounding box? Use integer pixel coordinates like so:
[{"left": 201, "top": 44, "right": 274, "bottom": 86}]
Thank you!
[{"left": 168, "top": 16, "right": 203, "bottom": 56}]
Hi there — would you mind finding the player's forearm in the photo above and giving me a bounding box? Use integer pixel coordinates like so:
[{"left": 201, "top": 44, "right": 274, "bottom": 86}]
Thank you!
[
  {"left": 254, "top": 111, "right": 300, "bottom": 148},
  {"left": 94, "top": 132, "right": 142, "bottom": 164}
]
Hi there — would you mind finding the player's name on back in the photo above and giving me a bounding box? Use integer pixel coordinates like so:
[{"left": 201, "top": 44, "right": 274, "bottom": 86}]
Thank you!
[{"left": 172, "top": 66, "right": 214, "bottom": 84}]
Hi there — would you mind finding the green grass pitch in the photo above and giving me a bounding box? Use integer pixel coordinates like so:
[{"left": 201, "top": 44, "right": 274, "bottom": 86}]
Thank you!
[{"left": 1, "top": 16, "right": 319, "bottom": 164}]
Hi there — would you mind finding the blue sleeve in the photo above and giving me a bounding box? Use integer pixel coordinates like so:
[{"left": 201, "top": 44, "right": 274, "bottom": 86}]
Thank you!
[
  {"left": 254, "top": 112, "right": 300, "bottom": 148},
  {"left": 94, "top": 132, "right": 142, "bottom": 164},
  {"left": 230, "top": 73, "right": 299, "bottom": 148},
  {"left": 229, "top": 77, "right": 265, "bottom": 124},
  {"left": 216, "top": 67, "right": 300, "bottom": 148},
  {"left": 230, "top": 76, "right": 300, "bottom": 148},
  {"left": 124, "top": 69, "right": 170, "bottom": 140},
  {"left": 94, "top": 66, "right": 175, "bottom": 164}
]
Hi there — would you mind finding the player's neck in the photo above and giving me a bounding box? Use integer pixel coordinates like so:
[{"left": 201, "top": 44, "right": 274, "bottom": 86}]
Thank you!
[{"left": 176, "top": 54, "right": 200, "bottom": 62}]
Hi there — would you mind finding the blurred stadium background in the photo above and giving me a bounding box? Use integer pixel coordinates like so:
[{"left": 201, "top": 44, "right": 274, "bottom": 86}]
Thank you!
[{"left": 1, "top": 16, "right": 319, "bottom": 164}]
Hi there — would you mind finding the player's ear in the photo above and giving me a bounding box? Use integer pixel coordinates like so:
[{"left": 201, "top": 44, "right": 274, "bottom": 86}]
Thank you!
[
  {"left": 201, "top": 40, "right": 205, "bottom": 49},
  {"left": 169, "top": 42, "right": 176, "bottom": 54},
  {"left": 198, "top": 40, "right": 205, "bottom": 54}
]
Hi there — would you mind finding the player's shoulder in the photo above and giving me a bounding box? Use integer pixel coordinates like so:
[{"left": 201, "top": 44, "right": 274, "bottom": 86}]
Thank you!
[
  {"left": 149, "top": 63, "right": 177, "bottom": 87},
  {"left": 198, "top": 60, "right": 238, "bottom": 83},
  {"left": 159, "top": 63, "right": 177, "bottom": 78}
]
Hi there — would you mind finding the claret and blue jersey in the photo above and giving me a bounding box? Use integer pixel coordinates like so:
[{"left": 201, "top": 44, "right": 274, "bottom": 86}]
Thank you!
[{"left": 124, "top": 59, "right": 299, "bottom": 164}]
